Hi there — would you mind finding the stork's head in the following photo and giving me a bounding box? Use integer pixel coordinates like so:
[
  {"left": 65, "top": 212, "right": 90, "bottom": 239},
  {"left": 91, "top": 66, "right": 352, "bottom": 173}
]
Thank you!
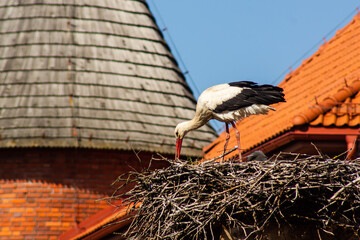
[
  {"left": 174, "top": 122, "right": 190, "bottom": 159},
  {"left": 174, "top": 122, "right": 190, "bottom": 140}
]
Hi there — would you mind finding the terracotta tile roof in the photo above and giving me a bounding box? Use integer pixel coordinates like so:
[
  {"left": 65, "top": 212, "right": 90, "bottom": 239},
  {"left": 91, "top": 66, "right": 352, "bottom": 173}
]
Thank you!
[
  {"left": 60, "top": 201, "right": 139, "bottom": 240},
  {"left": 204, "top": 13, "right": 360, "bottom": 159}
]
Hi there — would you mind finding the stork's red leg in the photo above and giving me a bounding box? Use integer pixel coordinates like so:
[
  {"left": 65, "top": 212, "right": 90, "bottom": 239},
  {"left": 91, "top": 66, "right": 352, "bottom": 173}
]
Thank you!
[
  {"left": 230, "top": 121, "right": 244, "bottom": 162},
  {"left": 222, "top": 123, "right": 230, "bottom": 162}
]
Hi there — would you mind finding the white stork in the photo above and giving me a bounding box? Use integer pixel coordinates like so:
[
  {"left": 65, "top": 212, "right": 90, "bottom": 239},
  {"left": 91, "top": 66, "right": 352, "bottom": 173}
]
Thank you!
[{"left": 174, "top": 81, "right": 285, "bottom": 161}]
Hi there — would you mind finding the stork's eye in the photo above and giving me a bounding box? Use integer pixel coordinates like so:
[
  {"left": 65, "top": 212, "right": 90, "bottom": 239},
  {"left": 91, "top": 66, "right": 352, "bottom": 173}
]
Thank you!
[{"left": 175, "top": 131, "right": 179, "bottom": 138}]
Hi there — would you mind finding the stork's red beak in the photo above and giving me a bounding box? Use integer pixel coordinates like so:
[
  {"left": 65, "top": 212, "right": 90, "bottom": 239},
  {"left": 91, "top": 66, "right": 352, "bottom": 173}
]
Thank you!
[{"left": 175, "top": 138, "right": 182, "bottom": 159}]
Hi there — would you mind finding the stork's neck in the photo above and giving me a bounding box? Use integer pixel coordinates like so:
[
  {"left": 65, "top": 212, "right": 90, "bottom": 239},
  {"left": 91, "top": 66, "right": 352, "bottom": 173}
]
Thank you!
[{"left": 185, "top": 114, "right": 209, "bottom": 132}]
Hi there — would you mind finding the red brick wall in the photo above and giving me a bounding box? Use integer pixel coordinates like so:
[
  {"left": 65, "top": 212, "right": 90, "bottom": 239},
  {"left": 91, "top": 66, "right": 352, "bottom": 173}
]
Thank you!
[{"left": 0, "top": 148, "right": 169, "bottom": 239}]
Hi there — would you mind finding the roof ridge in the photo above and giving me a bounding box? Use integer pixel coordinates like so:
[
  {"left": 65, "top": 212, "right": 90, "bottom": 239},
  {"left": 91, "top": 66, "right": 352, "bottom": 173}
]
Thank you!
[{"left": 292, "top": 79, "right": 360, "bottom": 126}]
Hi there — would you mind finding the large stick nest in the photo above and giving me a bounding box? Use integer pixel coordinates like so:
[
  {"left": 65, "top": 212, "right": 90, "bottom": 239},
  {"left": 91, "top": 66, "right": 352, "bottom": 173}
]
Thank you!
[{"left": 112, "top": 152, "right": 360, "bottom": 240}]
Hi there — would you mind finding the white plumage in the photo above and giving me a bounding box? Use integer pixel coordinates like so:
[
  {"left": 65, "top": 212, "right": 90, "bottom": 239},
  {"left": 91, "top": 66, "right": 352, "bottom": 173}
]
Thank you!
[{"left": 175, "top": 81, "right": 285, "bottom": 161}]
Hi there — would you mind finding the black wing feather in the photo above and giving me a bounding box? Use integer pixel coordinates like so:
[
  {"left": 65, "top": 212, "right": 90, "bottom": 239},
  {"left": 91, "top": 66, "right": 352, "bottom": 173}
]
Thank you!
[{"left": 213, "top": 81, "right": 285, "bottom": 113}]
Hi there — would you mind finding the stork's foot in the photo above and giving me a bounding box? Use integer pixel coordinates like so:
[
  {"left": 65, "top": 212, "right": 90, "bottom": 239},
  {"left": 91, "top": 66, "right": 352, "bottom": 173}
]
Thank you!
[
  {"left": 238, "top": 156, "right": 246, "bottom": 162},
  {"left": 237, "top": 148, "right": 244, "bottom": 162},
  {"left": 238, "top": 149, "right": 247, "bottom": 162},
  {"left": 231, "top": 152, "right": 246, "bottom": 162}
]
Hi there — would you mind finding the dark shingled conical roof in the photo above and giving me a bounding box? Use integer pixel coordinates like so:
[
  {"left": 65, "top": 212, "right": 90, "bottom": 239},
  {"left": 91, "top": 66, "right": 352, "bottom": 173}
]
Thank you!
[{"left": 0, "top": 0, "right": 217, "bottom": 156}]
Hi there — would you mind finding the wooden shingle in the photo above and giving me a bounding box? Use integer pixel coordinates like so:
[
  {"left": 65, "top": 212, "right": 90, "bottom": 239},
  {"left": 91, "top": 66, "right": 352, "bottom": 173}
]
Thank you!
[{"left": 0, "top": 0, "right": 217, "bottom": 156}]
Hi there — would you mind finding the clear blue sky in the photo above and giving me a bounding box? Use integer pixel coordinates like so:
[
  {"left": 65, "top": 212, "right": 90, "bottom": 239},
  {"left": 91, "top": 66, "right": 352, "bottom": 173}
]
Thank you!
[{"left": 148, "top": 1, "right": 360, "bottom": 98}]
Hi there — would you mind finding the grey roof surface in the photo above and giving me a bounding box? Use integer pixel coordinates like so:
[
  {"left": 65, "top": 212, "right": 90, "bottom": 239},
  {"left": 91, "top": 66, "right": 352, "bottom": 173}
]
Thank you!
[{"left": 0, "top": 0, "right": 217, "bottom": 156}]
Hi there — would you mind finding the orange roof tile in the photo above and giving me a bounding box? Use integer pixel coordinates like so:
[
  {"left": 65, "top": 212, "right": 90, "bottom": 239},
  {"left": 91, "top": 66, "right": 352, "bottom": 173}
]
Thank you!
[
  {"left": 310, "top": 92, "right": 360, "bottom": 127},
  {"left": 204, "top": 13, "right": 360, "bottom": 160}
]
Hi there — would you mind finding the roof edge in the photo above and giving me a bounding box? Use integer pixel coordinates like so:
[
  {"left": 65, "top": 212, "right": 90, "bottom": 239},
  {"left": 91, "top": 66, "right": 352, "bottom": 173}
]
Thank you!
[
  {"left": 0, "top": 139, "right": 204, "bottom": 157},
  {"left": 245, "top": 126, "right": 360, "bottom": 156}
]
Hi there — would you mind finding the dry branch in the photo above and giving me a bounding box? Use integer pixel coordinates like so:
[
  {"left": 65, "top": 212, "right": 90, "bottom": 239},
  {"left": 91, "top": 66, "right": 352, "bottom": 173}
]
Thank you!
[{"left": 110, "top": 153, "right": 360, "bottom": 239}]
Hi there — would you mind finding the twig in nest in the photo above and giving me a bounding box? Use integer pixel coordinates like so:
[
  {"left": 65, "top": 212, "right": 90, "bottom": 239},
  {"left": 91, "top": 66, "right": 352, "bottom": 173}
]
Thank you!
[
  {"left": 201, "top": 146, "right": 238, "bottom": 164},
  {"left": 330, "top": 176, "right": 360, "bottom": 200}
]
